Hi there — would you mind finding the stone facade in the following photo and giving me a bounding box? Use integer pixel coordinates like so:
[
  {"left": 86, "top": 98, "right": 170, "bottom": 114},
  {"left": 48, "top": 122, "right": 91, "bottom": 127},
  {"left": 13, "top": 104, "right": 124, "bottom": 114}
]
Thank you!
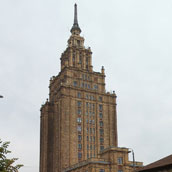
[{"left": 40, "top": 4, "right": 142, "bottom": 172}]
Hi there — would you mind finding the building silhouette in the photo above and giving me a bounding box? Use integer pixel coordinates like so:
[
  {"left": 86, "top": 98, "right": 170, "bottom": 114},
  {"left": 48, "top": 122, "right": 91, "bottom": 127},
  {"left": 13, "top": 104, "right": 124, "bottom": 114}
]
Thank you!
[{"left": 40, "top": 4, "right": 142, "bottom": 172}]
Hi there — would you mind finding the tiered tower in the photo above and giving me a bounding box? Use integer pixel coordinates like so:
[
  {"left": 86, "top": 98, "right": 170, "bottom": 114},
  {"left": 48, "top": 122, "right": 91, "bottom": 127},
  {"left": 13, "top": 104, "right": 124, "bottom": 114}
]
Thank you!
[{"left": 40, "top": 4, "right": 142, "bottom": 172}]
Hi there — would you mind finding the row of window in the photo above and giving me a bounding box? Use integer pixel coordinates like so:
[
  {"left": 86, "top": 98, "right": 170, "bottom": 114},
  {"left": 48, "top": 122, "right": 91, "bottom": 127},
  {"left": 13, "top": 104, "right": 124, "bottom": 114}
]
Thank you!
[
  {"left": 78, "top": 144, "right": 96, "bottom": 151},
  {"left": 77, "top": 101, "right": 103, "bottom": 112},
  {"left": 87, "top": 144, "right": 95, "bottom": 150},
  {"left": 87, "top": 127, "right": 95, "bottom": 134},
  {"left": 86, "top": 119, "right": 95, "bottom": 125},
  {"left": 87, "top": 152, "right": 95, "bottom": 159},
  {"left": 77, "top": 110, "right": 103, "bottom": 118},
  {"left": 87, "top": 136, "right": 95, "bottom": 142},
  {"left": 74, "top": 73, "right": 99, "bottom": 83},
  {"left": 86, "top": 102, "right": 95, "bottom": 109},
  {"left": 77, "top": 92, "right": 103, "bottom": 102},
  {"left": 77, "top": 111, "right": 103, "bottom": 118},
  {"left": 77, "top": 118, "right": 96, "bottom": 125},
  {"left": 82, "top": 74, "right": 90, "bottom": 81},
  {"left": 86, "top": 94, "right": 95, "bottom": 100},
  {"left": 85, "top": 111, "right": 95, "bottom": 116},
  {"left": 73, "top": 56, "right": 88, "bottom": 65},
  {"left": 73, "top": 81, "right": 98, "bottom": 90},
  {"left": 77, "top": 128, "right": 103, "bottom": 136},
  {"left": 78, "top": 101, "right": 103, "bottom": 109}
]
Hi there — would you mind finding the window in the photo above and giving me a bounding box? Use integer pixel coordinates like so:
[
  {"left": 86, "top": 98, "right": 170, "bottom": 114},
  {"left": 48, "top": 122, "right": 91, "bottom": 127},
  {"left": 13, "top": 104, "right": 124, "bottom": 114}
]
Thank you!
[
  {"left": 99, "top": 112, "right": 103, "bottom": 118},
  {"left": 86, "top": 94, "right": 89, "bottom": 99},
  {"left": 93, "top": 85, "right": 98, "bottom": 90},
  {"left": 118, "top": 157, "right": 123, "bottom": 164},
  {"left": 78, "top": 144, "right": 82, "bottom": 149},
  {"left": 90, "top": 128, "right": 92, "bottom": 134},
  {"left": 77, "top": 118, "right": 82, "bottom": 123},
  {"left": 88, "top": 84, "right": 90, "bottom": 89},
  {"left": 92, "top": 112, "right": 95, "bottom": 116},
  {"left": 92, "top": 104, "right": 95, "bottom": 110},
  {"left": 78, "top": 135, "right": 82, "bottom": 141},
  {"left": 100, "top": 129, "right": 104, "bottom": 135},
  {"left": 87, "top": 144, "right": 89, "bottom": 150},
  {"left": 100, "top": 137, "right": 104, "bottom": 143},
  {"left": 87, "top": 136, "right": 89, "bottom": 141},
  {"left": 100, "top": 121, "right": 103, "bottom": 127},
  {"left": 118, "top": 170, "right": 123, "bottom": 172},
  {"left": 79, "top": 56, "right": 82, "bottom": 64},
  {"left": 87, "top": 153, "right": 89, "bottom": 158},
  {"left": 90, "top": 136, "right": 92, "bottom": 142},
  {"left": 86, "top": 57, "right": 88, "bottom": 64},
  {"left": 77, "top": 92, "right": 81, "bottom": 98},
  {"left": 73, "top": 81, "right": 77, "bottom": 87},
  {"left": 84, "top": 74, "right": 87, "bottom": 80},
  {"left": 93, "top": 128, "right": 95, "bottom": 134},
  {"left": 82, "top": 74, "right": 84, "bottom": 80},
  {"left": 73, "top": 55, "right": 75, "bottom": 66},
  {"left": 78, "top": 152, "right": 82, "bottom": 159},
  {"left": 86, "top": 102, "right": 89, "bottom": 108},
  {"left": 77, "top": 101, "right": 82, "bottom": 107},
  {"left": 77, "top": 109, "right": 81, "bottom": 115},
  {"left": 89, "top": 103, "right": 91, "bottom": 109},
  {"left": 93, "top": 136, "right": 95, "bottom": 142},
  {"left": 81, "top": 82, "right": 84, "bottom": 88},
  {"left": 99, "top": 104, "right": 103, "bottom": 111},
  {"left": 87, "top": 127, "right": 89, "bottom": 133},
  {"left": 99, "top": 170, "right": 105, "bottom": 172},
  {"left": 86, "top": 119, "right": 88, "bottom": 124},
  {"left": 77, "top": 126, "right": 81, "bottom": 132},
  {"left": 89, "top": 120, "right": 92, "bottom": 124},
  {"left": 99, "top": 96, "right": 102, "bottom": 101},
  {"left": 92, "top": 120, "right": 95, "bottom": 125},
  {"left": 100, "top": 146, "right": 104, "bottom": 151},
  {"left": 85, "top": 83, "right": 87, "bottom": 88}
]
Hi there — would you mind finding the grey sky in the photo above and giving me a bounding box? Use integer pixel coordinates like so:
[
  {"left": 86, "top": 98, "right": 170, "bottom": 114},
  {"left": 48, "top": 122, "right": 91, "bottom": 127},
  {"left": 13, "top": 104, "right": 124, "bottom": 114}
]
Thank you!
[{"left": 0, "top": 0, "right": 172, "bottom": 172}]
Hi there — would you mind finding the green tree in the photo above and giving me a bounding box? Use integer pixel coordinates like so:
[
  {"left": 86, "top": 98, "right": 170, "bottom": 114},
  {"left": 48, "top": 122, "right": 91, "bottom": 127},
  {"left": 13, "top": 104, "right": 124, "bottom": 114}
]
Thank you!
[{"left": 0, "top": 139, "right": 23, "bottom": 172}]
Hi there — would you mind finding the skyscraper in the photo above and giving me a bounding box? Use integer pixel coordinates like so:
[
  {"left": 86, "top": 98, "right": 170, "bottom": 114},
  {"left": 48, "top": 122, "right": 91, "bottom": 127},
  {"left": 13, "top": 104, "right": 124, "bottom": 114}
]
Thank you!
[{"left": 40, "top": 4, "right": 142, "bottom": 172}]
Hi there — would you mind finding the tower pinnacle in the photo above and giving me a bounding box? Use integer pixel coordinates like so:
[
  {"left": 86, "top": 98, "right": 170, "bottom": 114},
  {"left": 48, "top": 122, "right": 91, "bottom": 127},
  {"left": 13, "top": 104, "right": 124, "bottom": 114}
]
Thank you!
[{"left": 70, "top": 4, "right": 81, "bottom": 34}]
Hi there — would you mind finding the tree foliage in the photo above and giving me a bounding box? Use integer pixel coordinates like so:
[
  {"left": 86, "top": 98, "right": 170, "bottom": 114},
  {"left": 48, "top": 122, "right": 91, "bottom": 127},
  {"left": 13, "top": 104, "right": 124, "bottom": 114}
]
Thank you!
[{"left": 0, "top": 139, "right": 23, "bottom": 172}]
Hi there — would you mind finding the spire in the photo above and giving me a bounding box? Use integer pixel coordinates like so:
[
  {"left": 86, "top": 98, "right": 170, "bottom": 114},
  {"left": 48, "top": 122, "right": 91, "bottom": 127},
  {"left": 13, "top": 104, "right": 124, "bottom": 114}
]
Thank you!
[{"left": 70, "top": 4, "right": 81, "bottom": 33}]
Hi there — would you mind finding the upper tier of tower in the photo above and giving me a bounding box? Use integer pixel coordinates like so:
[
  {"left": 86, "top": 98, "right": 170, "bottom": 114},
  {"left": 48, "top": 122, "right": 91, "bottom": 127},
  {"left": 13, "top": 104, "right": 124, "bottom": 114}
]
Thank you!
[{"left": 60, "top": 4, "right": 93, "bottom": 72}]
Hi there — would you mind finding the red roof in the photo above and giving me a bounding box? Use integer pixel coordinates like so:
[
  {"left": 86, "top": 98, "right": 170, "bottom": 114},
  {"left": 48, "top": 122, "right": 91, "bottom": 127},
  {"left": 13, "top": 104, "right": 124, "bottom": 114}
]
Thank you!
[{"left": 139, "top": 154, "right": 172, "bottom": 171}]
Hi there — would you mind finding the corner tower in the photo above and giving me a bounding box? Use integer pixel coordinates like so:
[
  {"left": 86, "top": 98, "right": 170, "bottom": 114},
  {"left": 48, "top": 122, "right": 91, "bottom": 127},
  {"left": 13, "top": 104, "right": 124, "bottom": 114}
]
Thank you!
[{"left": 40, "top": 4, "right": 142, "bottom": 172}]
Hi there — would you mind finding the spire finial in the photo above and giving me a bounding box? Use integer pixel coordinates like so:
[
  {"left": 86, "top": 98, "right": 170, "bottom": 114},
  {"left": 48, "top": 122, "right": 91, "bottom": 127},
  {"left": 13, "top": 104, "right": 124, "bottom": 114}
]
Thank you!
[
  {"left": 74, "top": 3, "right": 78, "bottom": 25},
  {"left": 70, "top": 4, "right": 81, "bottom": 33}
]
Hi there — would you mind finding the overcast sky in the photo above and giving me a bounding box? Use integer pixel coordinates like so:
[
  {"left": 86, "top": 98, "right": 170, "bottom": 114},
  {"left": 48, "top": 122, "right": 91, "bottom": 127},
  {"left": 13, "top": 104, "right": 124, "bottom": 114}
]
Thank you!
[{"left": 0, "top": 0, "right": 172, "bottom": 172}]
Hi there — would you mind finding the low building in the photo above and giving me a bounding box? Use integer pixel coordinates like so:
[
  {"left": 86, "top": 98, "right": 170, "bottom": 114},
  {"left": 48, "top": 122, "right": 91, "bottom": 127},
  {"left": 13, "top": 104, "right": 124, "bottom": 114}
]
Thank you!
[
  {"left": 64, "top": 147, "right": 143, "bottom": 172},
  {"left": 138, "top": 154, "right": 172, "bottom": 172}
]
